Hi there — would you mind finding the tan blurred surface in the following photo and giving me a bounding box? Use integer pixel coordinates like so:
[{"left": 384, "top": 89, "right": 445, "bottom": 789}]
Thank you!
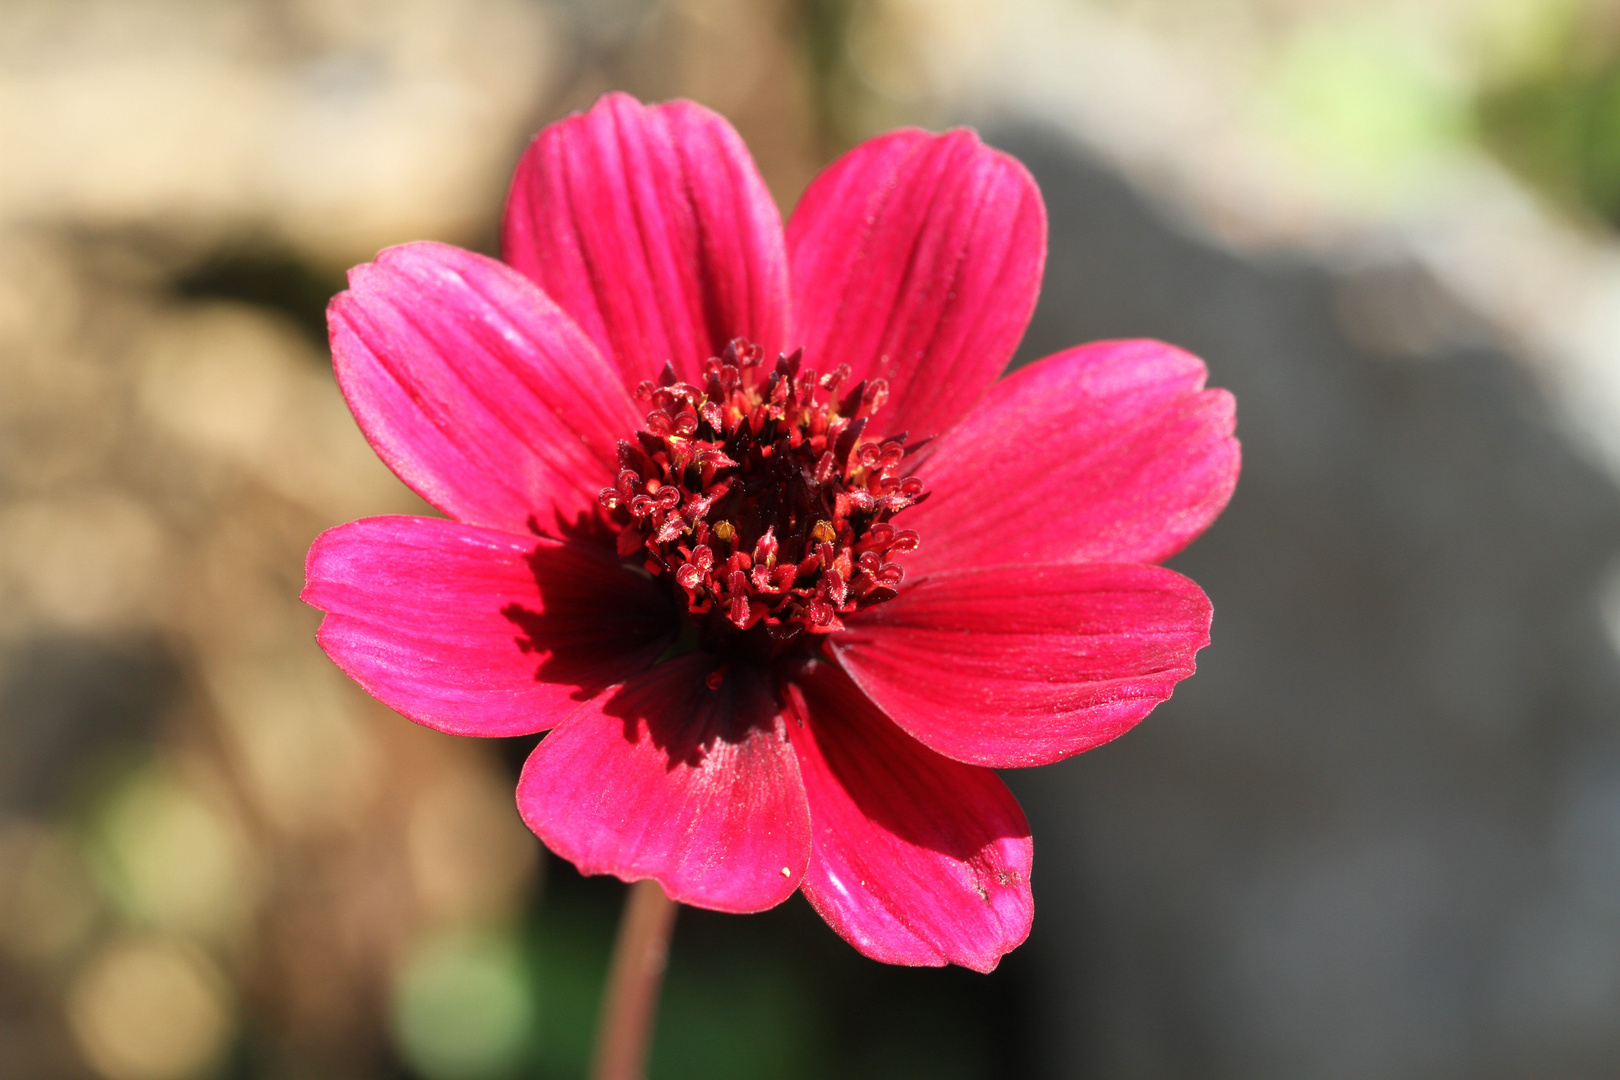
[{"left": 0, "top": 1, "right": 819, "bottom": 1075}]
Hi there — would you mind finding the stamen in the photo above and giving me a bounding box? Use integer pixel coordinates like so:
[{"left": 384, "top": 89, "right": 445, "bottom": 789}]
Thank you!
[{"left": 597, "top": 338, "right": 928, "bottom": 657}]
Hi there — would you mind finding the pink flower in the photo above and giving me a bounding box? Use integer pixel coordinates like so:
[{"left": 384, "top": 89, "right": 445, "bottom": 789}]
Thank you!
[{"left": 302, "top": 93, "right": 1238, "bottom": 972}]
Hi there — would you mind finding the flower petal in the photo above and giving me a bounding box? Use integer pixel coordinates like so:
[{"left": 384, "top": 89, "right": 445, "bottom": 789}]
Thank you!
[
  {"left": 330, "top": 242, "right": 640, "bottom": 538},
  {"left": 503, "top": 93, "right": 789, "bottom": 390},
  {"left": 303, "top": 516, "right": 673, "bottom": 737},
  {"left": 904, "top": 339, "right": 1239, "bottom": 576},
  {"left": 786, "top": 128, "right": 1045, "bottom": 440},
  {"left": 785, "top": 662, "right": 1032, "bottom": 973},
  {"left": 517, "top": 656, "right": 810, "bottom": 913},
  {"left": 831, "top": 563, "right": 1212, "bottom": 767}
]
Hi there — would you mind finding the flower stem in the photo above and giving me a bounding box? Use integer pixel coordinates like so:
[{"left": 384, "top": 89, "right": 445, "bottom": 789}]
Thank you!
[{"left": 590, "top": 879, "right": 679, "bottom": 1080}]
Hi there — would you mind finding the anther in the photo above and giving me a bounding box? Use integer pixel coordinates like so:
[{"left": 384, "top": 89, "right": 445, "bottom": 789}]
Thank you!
[
  {"left": 821, "top": 364, "right": 851, "bottom": 392},
  {"left": 860, "top": 379, "right": 889, "bottom": 417},
  {"left": 825, "top": 569, "right": 847, "bottom": 606},
  {"left": 754, "top": 527, "right": 778, "bottom": 566},
  {"left": 888, "top": 530, "right": 920, "bottom": 554}
]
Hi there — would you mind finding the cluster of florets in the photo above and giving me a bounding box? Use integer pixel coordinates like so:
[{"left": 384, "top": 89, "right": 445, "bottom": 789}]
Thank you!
[{"left": 599, "top": 339, "right": 928, "bottom": 656}]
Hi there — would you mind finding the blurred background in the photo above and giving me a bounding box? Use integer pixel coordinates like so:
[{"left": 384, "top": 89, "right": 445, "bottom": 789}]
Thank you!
[{"left": 3, "top": 0, "right": 1620, "bottom": 1077}]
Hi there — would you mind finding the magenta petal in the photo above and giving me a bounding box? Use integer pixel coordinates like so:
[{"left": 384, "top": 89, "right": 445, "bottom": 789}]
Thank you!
[
  {"left": 785, "top": 662, "right": 1032, "bottom": 972},
  {"left": 330, "top": 242, "right": 640, "bottom": 538},
  {"left": 831, "top": 563, "right": 1212, "bottom": 767},
  {"left": 503, "top": 93, "right": 790, "bottom": 390},
  {"left": 517, "top": 656, "right": 810, "bottom": 913},
  {"left": 904, "top": 339, "right": 1239, "bottom": 576},
  {"left": 786, "top": 128, "right": 1045, "bottom": 440},
  {"left": 303, "top": 516, "right": 673, "bottom": 737}
]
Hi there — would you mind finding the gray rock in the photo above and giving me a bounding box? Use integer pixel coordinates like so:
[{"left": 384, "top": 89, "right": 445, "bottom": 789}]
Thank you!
[{"left": 995, "top": 127, "right": 1620, "bottom": 1080}]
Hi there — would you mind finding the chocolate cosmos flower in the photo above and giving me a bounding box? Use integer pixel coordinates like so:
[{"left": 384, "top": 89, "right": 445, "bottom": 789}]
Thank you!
[{"left": 302, "top": 93, "right": 1239, "bottom": 972}]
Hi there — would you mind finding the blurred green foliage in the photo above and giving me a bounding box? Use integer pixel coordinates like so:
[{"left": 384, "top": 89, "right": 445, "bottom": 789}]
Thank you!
[
  {"left": 393, "top": 928, "right": 539, "bottom": 1080},
  {"left": 1261, "top": 14, "right": 1470, "bottom": 199},
  {"left": 418, "top": 855, "right": 1027, "bottom": 1080},
  {"left": 1479, "top": 4, "right": 1620, "bottom": 227}
]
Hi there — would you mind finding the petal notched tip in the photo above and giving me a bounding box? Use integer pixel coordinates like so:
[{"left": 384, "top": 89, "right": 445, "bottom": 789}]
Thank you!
[
  {"left": 833, "top": 562, "right": 1214, "bottom": 768},
  {"left": 787, "top": 664, "right": 1034, "bottom": 972},
  {"left": 904, "top": 337, "right": 1241, "bottom": 574}
]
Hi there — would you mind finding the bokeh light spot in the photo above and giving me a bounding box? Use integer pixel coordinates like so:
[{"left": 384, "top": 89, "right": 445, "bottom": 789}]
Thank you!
[
  {"left": 66, "top": 937, "right": 233, "bottom": 1080},
  {"left": 391, "top": 927, "right": 538, "bottom": 1080}
]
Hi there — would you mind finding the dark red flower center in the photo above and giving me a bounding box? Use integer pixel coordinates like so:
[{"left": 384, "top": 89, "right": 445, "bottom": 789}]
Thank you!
[{"left": 599, "top": 339, "right": 929, "bottom": 663}]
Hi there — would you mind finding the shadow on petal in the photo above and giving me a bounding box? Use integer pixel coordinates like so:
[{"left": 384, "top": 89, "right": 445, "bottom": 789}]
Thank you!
[
  {"left": 526, "top": 504, "right": 620, "bottom": 549},
  {"left": 515, "top": 653, "right": 811, "bottom": 912},
  {"left": 593, "top": 655, "right": 781, "bottom": 771},
  {"left": 499, "top": 541, "right": 677, "bottom": 706}
]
